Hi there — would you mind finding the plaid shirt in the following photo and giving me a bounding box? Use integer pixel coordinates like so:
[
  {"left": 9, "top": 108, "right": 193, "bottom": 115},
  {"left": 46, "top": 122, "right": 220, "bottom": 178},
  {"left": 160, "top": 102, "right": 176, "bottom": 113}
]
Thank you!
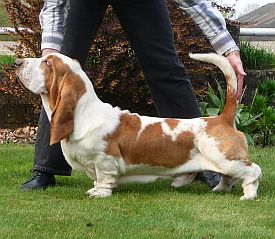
[{"left": 40, "top": 0, "right": 238, "bottom": 55}]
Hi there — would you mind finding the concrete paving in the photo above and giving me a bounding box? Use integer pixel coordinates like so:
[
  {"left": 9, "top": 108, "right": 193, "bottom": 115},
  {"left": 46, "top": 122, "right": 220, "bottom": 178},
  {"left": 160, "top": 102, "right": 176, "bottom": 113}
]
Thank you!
[
  {"left": 0, "top": 41, "right": 16, "bottom": 55},
  {"left": 250, "top": 41, "right": 275, "bottom": 53}
]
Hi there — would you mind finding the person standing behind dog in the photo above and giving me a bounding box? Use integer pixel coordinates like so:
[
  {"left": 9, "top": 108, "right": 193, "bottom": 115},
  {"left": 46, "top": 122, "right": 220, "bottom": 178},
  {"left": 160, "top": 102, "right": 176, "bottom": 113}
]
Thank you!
[{"left": 21, "top": 0, "right": 246, "bottom": 190}]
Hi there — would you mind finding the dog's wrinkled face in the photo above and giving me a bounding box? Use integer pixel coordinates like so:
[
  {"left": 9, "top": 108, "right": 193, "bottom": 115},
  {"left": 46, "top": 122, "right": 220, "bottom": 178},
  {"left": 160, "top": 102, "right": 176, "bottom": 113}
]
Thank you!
[
  {"left": 15, "top": 56, "right": 48, "bottom": 94},
  {"left": 15, "top": 53, "right": 82, "bottom": 95},
  {"left": 15, "top": 53, "right": 86, "bottom": 145}
]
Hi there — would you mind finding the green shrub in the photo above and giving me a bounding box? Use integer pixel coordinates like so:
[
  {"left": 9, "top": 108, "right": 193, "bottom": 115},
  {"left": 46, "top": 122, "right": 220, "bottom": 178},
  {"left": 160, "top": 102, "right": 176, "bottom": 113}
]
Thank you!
[
  {"left": 247, "top": 79, "right": 275, "bottom": 147},
  {"left": 2, "top": 0, "right": 240, "bottom": 116},
  {"left": 257, "top": 78, "right": 275, "bottom": 105},
  {"left": 240, "top": 41, "right": 275, "bottom": 70},
  {"left": 200, "top": 79, "right": 275, "bottom": 147}
]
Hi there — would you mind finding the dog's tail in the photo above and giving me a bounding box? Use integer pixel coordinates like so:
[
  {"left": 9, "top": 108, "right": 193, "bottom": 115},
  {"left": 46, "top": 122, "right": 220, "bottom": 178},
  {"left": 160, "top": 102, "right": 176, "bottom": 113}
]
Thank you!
[{"left": 189, "top": 53, "right": 237, "bottom": 126}]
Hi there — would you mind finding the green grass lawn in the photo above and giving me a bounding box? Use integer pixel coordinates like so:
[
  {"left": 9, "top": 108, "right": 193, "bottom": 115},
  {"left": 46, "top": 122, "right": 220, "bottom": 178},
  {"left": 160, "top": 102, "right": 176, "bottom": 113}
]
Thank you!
[
  {"left": 0, "top": 0, "right": 17, "bottom": 41},
  {"left": 0, "top": 145, "right": 274, "bottom": 239},
  {"left": 0, "top": 54, "right": 15, "bottom": 70},
  {"left": 0, "top": 0, "right": 9, "bottom": 27}
]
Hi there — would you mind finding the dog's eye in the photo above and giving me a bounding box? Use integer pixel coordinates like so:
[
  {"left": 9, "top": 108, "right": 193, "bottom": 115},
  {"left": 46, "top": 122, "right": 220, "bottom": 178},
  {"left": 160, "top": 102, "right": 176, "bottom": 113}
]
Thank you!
[{"left": 43, "top": 60, "right": 51, "bottom": 67}]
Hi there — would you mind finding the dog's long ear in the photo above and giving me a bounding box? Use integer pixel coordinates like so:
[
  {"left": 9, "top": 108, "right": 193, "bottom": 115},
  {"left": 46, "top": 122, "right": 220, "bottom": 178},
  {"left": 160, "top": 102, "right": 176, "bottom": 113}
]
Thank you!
[{"left": 47, "top": 56, "right": 86, "bottom": 145}]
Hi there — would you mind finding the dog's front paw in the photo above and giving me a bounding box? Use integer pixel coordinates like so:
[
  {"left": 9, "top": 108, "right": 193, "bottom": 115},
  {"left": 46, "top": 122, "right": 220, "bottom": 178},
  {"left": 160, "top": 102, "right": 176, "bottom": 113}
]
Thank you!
[
  {"left": 86, "top": 187, "right": 96, "bottom": 195},
  {"left": 86, "top": 187, "right": 112, "bottom": 198}
]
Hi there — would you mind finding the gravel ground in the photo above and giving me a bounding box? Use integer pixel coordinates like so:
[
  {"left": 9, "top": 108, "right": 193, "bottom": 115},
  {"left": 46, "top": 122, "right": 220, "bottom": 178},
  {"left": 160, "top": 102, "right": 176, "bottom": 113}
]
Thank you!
[{"left": 0, "top": 126, "right": 37, "bottom": 144}]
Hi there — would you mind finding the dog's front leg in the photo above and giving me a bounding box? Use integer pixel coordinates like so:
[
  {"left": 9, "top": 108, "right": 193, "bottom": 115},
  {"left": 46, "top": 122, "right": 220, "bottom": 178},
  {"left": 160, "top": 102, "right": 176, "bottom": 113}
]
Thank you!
[{"left": 86, "top": 155, "right": 118, "bottom": 198}]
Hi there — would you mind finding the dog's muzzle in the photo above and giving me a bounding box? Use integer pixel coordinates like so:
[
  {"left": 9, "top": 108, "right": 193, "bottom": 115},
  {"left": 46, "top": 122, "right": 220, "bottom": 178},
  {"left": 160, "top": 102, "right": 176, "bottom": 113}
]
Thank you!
[{"left": 14, "top": 59, "right": 29, "bottom": 92}]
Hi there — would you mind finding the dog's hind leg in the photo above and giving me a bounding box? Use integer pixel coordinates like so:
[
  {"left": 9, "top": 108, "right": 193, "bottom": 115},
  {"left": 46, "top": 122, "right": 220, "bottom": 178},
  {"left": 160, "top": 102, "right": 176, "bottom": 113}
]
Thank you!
[
  {"left": 171, "top": 173, "right": 197, "bottom": 188},
  {"left": 212, "top": 175, "right": 237, "bottom": 192},
  {"left": 240, "top": 163, "right": 262, "bottom": 200},
  {"left": 215, "top": 160, "right": 262, "bottom": 200}
]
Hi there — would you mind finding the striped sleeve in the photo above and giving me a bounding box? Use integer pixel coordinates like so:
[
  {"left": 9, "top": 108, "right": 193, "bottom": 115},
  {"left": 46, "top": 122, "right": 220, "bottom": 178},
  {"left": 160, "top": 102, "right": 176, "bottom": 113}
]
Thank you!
[
  {"left": 174, "top": 0, "right": 238, "bottom": 55},
  {"left": 39, "top": 0, "right": 69, "bottom": 51}
]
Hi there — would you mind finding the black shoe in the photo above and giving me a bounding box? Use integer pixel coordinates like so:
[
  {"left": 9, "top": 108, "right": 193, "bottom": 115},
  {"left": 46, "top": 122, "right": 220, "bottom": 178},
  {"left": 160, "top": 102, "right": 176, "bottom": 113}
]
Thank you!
[
  {"left": 21, "top": 170, "right": 56, "bottom": 190},
  {"left": 195, "top": 171, "right": 221, "bottom": 188}
]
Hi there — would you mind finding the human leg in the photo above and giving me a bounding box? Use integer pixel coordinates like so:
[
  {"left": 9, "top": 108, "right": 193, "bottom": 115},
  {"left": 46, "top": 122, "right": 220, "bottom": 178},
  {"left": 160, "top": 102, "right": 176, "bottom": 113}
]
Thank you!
[
  {"left": 21, "top": 0, "right": 109, "bottom": 189},
  {"left": 112, "top": 0, "right": 219, "bottom": 187},
  {"left": 60, "top": 0, "right": 109, "bottom": 67},
  {"left": 21, "top": 107, "right": 71, "bottom": 190},
  {"left": 112, "top": 0, "right": 200, "bottom": 119}
]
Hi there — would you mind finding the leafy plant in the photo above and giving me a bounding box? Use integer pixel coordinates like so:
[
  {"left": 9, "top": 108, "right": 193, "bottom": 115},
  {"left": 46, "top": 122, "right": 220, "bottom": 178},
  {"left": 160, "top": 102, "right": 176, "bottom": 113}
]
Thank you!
[
  {"left": 248, "top": 79, "right": 275, "bottom": 147},
  {"left": 200, "top": 80, "right": 257, "bottom": 145},
  {"left": 200, "top": 81, "right": 225, "bottom": 116},
  {"left": 240, "top": 41, "right": 275, "bottom": 70},
  {"left": 257, "top": 78, "right": 275, "bottom": 105},
  {"left": 259, "top": 107, "right": 275, "bottom": 146},
  {"left": 235, "top": 105, "right": 260, "bottom": 146},
  {"left": 200, "top": 78, "right": 275, "bottom": 147}
]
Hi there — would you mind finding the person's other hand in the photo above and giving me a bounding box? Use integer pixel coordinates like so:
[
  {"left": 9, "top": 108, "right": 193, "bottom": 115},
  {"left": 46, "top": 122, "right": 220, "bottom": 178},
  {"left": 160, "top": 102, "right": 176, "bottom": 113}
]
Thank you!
[
  {"left": 42, "top": 48, "right": 59, "bottom": 57},
  {"left": 226, "top": 51, "right": 246, "bottom": 101}
]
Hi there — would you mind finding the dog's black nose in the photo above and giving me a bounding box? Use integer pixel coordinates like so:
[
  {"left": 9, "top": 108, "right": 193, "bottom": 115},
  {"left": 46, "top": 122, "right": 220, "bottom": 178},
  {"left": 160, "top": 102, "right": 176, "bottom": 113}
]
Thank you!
[{"left": 14, "top": 59, "right": 23, "bottom": 67}]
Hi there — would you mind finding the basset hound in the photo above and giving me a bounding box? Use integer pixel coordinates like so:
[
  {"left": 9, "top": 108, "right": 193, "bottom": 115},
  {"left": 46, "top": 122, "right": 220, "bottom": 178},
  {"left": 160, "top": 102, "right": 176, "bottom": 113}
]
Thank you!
[{"left": 15, "top": 53, "right": 262, "bottom": 200}]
